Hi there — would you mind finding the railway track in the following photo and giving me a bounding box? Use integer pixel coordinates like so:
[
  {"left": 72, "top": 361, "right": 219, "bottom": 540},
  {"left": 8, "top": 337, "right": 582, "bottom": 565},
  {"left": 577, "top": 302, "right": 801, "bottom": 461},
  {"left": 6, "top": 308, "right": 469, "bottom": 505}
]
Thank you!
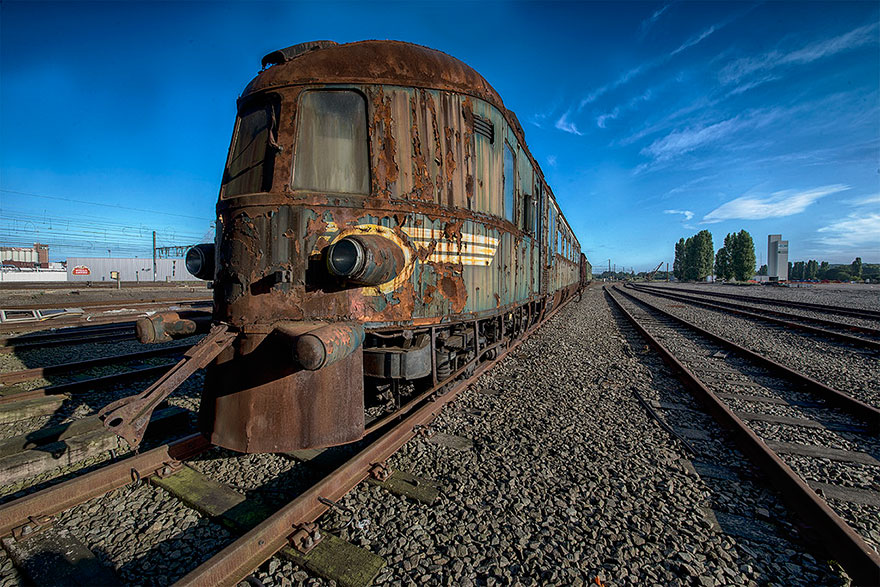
[
  {"left": 0, "top": 296, "right": 575, "bottom": 585},
  {"left": 606, "top": 285, "right": 880, "bottom": 584},
  {"left": 0, "top": 299, "right": 211, "bottom": 336},
  {"left": 0, "top": 343, "right": 191, "bottom": 405},
  {"left": 0, "top": 324, "right": 136, "bottom": 353},
  {"left": 626, "top": 283, "right": 880, "bottom": 350},
  {"left": 634, "top": 283, "right": 880, "bottom": 322}
]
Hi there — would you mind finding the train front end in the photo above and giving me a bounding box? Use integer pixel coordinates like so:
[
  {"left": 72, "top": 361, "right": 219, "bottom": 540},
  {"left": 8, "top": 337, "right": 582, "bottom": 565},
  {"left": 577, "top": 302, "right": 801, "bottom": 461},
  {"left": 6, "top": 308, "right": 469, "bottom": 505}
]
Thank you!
[{"left": 188, "top": 42, "right": 415, "bottom": 453}]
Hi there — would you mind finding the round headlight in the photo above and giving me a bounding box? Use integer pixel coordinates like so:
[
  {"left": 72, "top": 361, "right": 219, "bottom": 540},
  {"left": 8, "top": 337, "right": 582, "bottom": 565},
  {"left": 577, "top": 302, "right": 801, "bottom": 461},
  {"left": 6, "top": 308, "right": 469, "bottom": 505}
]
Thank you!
[
  {"left": 185, "top": 243, "right": 215, "bottom": 280},
  {"left": 327, "top": 238, "right": 365, "bottom": 278}
]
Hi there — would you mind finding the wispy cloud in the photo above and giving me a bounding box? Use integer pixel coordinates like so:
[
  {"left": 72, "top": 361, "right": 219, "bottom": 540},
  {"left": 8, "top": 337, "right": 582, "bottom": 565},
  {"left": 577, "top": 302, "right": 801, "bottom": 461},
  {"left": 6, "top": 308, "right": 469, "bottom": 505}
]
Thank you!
[
  {"left": 596, "top": 89, "right": 654, "bottom": 128},
  {"left": 546, "top": 155, "right": 558, "bottom": 167},
  {"left": 642, "top": 117, "right": 743, "bottom": 161},
  {"left": 702, "top": 184, "right": 850, "bottom": 223},
  {"left": 663, "top": 209, "right": 694, "bottom": 220},
  {"left": 640, "top": 107, "right": 787, "bottom": 163},
  {"left": 671, "top": 25, "right": 717, "bottom": 57},
  {"left": 579, "top": 20, "right": 724, "bottom": 109},
  {"left": 817, "top": 213, "right": 880, "bottom": 248},
  {"left": 641, "top": 3, "right": 672, "bottom": 33},
  {"left": 580, "top": 64, "right": 648, "bottom": 108},
  {"left": 846, "top": 193, "right": 880, "bottom": 207},
  {"left": 555, "top": 110, "right": 583, "bottom": 135},
  {"left": 529, "top": 112, "right": 548, "bottom": 129},
  {"left": 720, "top": 22, "right": 880, "bottom": 85}
]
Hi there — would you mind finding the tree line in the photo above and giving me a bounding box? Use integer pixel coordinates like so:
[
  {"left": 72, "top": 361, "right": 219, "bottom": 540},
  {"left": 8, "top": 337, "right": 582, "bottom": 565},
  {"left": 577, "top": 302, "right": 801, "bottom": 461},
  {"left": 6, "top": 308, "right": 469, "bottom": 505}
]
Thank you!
[
  {"left": 673, "top": 230, "right": 755, "bottom": 281},
  {"left": 786, "top": 257, "right": 877, "bottom": 282}
]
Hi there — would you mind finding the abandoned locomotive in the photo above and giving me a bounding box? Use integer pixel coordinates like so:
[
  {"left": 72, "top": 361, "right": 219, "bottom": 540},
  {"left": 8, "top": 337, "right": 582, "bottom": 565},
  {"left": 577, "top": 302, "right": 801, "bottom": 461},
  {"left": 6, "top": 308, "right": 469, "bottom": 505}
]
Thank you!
[{"left": 101, "top": 40, "right": 589, "bottom": 453}]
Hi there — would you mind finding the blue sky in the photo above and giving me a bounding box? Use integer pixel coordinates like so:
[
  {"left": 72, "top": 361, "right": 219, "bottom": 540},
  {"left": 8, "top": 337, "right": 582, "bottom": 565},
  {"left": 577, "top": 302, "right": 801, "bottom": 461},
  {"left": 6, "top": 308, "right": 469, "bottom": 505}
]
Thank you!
[{"left": 1, "top": 1, "right": 878, "bottom": 269}]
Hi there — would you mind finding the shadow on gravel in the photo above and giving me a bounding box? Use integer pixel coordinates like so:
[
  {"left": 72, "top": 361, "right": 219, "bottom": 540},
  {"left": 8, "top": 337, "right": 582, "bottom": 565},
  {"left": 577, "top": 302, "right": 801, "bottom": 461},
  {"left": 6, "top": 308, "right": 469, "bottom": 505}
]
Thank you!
[{"left": 605, "top": 293, "right": 845, "bottom": 585}]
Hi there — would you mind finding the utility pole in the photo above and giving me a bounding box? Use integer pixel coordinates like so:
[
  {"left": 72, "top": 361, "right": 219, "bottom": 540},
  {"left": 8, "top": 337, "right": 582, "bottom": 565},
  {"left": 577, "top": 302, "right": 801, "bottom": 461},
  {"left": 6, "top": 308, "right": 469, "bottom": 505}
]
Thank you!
[
  {"left": 152, "top": 231, "right": 157, "bottom": 282},
  {"left": 666, "top": 262, "right": 669, "bottom": 282}
]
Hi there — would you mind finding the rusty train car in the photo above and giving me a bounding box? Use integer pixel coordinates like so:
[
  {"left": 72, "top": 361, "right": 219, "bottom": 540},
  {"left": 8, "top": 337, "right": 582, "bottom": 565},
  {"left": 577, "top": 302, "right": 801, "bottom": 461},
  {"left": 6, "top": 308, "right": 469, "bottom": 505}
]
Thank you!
[{"left": 111, "top": 40, "right": 589, "bottom": 454}]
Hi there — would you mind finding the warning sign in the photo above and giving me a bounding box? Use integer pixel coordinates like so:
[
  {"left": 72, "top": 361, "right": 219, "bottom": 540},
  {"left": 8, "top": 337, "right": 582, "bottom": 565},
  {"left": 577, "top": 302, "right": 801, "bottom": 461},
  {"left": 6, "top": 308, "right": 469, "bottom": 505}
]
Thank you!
[{"left": 72, "top": 265, "right": 90, "bottom": 276}]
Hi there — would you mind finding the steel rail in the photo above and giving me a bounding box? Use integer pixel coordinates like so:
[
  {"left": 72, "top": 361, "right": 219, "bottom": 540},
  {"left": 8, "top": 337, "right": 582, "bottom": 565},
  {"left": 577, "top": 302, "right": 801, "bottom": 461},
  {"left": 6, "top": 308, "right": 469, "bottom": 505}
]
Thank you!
[
  {"left": 0, "top": 342, "right": 192, "bottom": 385},
  {"left": 174, "top": 295, "right": 575, "bottom": 587},
  {"left": 0, "top": 323, "right": 134, "bottom": 346},
  {"left": 635, "top": 283, "right": 880, "bottom": 321},
  {"left": 614, "top": 286, "right": 880, "bottom": 430},
  {"left": 1, "top": 298, "right": 212, "bottom": 312},
  {"left": 605, "top": 286, "right": 880, "bottom": 585},
  {"left": 0, "top": 304, "right": 211, "bottom": 336},
  {"left": 626, "top": 283, "right": 880, "bottom": 350},
  {"left": 0, "top": 433, "right": 212, "bottom": 536},
  {"left": 0, "top": 331, "right": 135, "bottom": 353},
  {"left": 0, "top": 363, "right": 176, "bottom": 405}
]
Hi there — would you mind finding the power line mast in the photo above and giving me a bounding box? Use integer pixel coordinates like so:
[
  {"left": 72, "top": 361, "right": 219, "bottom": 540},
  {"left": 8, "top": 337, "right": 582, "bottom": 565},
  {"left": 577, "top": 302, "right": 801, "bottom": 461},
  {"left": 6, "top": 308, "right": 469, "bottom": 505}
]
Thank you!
[{"left": 152, "top": 231, "right": 157, "bottom": 282}]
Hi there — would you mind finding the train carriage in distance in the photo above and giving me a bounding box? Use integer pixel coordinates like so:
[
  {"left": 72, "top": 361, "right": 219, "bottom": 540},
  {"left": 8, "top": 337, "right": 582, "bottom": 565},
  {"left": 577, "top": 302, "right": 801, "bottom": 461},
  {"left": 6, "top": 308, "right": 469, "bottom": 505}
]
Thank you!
[{"left": 114, "top": 40, "right": 590, "bottom": 454}]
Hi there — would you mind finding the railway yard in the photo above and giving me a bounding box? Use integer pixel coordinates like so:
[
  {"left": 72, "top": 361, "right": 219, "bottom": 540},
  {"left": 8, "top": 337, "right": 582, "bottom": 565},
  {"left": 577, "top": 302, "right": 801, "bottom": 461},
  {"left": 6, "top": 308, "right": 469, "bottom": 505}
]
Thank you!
[{"left": 0, "top": 282, "right": 877, "bottom": 586}]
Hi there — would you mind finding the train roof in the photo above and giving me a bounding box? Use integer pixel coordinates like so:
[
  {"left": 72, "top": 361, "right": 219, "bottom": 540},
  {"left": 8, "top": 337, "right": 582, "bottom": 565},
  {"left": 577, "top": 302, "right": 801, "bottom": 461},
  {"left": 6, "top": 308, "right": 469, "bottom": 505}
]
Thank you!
[
  {"left": 245, "top": 40, "right": 578, "bottom": 248},
  {"left": 247, "top": 40, "right": 504, "bottom": 107}
]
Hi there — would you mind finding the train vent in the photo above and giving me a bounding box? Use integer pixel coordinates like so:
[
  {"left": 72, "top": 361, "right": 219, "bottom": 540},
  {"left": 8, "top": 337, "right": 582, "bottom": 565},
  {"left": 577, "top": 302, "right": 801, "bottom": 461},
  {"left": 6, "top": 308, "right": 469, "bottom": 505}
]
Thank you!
[{"left": 473, "top": 115, "right": 494, "bottom": 143}]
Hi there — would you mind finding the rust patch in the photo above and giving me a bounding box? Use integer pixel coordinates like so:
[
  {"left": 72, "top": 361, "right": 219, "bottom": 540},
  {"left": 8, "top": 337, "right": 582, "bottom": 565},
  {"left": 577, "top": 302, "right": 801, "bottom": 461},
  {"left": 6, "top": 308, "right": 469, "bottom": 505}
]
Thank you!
[
  {"left": 370, "top": 86, "right": 398, "bottom": 197},
  {"left": 461, "top": 97, "right": 475, "bottom": 202},
  {"left": 409, "top": 94, "right": 433, "bottom": 201},
  {"left": 432, "top": 262, "right": 467, "bottom": 313},
  {"left": 423, "top": 284, "right": 436, "bottom": 306}
]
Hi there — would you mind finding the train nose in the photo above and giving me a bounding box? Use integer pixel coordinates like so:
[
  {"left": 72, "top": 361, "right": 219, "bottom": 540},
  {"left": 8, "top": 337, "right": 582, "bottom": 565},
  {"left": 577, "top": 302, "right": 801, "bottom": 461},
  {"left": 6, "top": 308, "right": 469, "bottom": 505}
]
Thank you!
[{"left": 326, "top": 235, "right": 405, "bottom": 286}]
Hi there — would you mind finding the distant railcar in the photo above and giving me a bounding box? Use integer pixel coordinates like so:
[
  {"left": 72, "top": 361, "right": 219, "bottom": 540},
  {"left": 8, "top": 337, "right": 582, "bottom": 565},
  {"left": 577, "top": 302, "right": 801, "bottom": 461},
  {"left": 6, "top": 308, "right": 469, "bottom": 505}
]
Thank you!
[{"left": 116, "top": 40, "right": 590, "bottom": 453}]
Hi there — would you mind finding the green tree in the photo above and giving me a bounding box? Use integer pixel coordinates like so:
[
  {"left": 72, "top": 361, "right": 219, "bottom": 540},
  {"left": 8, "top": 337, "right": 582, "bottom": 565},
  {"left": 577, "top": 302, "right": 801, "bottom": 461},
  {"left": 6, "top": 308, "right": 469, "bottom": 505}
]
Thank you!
[
  {"left": 682, "top": 236, "right": 697, "bottom": 280},
  {"left": 730, "top": 230, "right": 756, "bottom": 281},
  {"left": 699, "top": 230, "right": 714, "bottom": 279},
  {"left": 792, "top": 261, "right": 805, "bottom": 280},
  {"left": 714, "top": 247, "right": 731, "bottom": 280},
  {"left": 673, "top": 238, "right": 685, "bottom": 280},
  {"left": 806, "top": 260, "right": 819, "bottom": 280},
  {"left": 826, "top": 266, "right": 852, "bottom": 281},
  {"left": 788, "top": 261, "right": 793, "bottom": 279},
  {"left": 818, "top": 261, "right": 829, "bottom": 279},
  {"left": 851, "top": 257, "right": 863, "bottom": 279},
  {"left": 757, "top": 264, "right": 768, "bottom": 276}
]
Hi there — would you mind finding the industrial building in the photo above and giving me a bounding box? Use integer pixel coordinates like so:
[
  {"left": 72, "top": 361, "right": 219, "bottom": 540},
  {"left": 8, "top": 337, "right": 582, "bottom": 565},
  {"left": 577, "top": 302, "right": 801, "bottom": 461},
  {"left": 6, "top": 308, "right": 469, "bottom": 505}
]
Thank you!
[
  {"left": 66, "top": 257, "right": 203, "bottom": 282},
  {"left": 767, "top": 234, "right": 789, "bottom": 281},
  {"left": 0, "top": 243, "right": 49, "bottom": 268}
]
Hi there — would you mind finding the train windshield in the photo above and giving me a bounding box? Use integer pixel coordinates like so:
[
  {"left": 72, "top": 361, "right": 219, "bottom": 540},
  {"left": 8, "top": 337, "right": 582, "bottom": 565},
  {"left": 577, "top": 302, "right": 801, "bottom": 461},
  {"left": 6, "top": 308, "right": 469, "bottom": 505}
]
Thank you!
[
  {"left": 224, "top": 102, "right": 279, "bottom": 196},
  {"left": 293, "top": 90, "right": 369, "bottom": 195}
]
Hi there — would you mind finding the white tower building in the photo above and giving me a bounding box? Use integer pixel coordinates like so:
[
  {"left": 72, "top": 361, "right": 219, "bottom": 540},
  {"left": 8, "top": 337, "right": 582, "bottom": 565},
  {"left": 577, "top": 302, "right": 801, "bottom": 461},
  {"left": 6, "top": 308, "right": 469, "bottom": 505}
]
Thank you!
[{"left": 768, "top": 234, "right": 789, "bottom": 281}]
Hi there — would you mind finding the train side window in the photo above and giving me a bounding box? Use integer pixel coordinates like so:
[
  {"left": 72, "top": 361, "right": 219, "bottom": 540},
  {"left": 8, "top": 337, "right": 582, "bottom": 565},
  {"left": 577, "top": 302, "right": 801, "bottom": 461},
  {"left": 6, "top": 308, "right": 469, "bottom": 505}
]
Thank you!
[
  {"left": 224, "top": 101, "right": 280, "bottom": 196},
  {"left": 521, "top": 193, "right": 535, "bottom": 234},
  {"left": 503, "top": 142, "right": 515, "bottom": 223},
  {"left": 293, "top": 91, "right": 369, "bottom": 194},
  {"left": 536, "top": 182, "right": 544, "bottom": 238}
]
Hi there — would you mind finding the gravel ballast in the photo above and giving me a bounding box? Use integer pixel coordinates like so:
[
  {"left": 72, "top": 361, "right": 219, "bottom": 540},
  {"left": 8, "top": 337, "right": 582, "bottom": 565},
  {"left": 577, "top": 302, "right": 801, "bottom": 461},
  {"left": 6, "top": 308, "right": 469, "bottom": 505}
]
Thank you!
[{"left": 0, "top": 287, "right": 853, "bottom": 585}]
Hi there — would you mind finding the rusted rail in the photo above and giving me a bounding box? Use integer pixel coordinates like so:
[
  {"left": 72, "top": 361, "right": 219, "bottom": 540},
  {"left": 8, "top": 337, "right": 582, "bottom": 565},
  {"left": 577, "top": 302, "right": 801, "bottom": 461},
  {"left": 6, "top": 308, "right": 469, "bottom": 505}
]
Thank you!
[
  {"left": 615, "top": 286, "right": 879, "bottom": 429},
  {"left": 605, "top": 286, "right": 880, "bottom": 585},
  {"left": 0, "top": 295, "right": 574, "bottom": 584},
  {"left": 0, "top": 329, "right": 136, "bottom": 353},
  {"left": 0, "top": 363, "right": 176, "bottom": 405},
  {"left": 0, "top": 343, "right": 191, "bottom": 386},
  {"left": 0, "top": 433, "right": 212, "bottom": 536},
  {"left": 634, "top": 283, "right": 880, "bottom": 321},
  {"left": 627, "top": 283, "right": 880, "bottom": 349},
  {"left": 174, "top": 295, "right": 575, "bottom": 587}
]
